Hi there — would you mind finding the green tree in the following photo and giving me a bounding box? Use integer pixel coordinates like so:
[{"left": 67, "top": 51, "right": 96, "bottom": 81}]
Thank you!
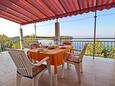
[
  {"left": 0, "top": 34, "right": 13, "bottom": 50},
  {"left": 11, "top": 35, "right": 36, "bottom": 49},
  {"left": 24, "top": 35, "right": 37, "bottom": 48},
  {"left": 86, "top": 39, "right": 103, "bottom": 56},
  {"left": 101, "top": 47, "right": 115, "bottom": 58},
  {"left": 12, "top": 39, "right": 21, "bottom": 49}
]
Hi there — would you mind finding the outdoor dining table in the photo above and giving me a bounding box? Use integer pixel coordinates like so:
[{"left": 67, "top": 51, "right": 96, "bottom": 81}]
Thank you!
[{"left": 27, "top": 46, "right": 72, "bottom": 86}]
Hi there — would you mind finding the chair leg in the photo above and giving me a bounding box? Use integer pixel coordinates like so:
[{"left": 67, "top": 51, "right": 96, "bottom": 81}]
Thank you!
[
  {"left": 61, "top": 63, "right": 65, "bottom": 78},
  {"left": 16, "top": 73, "right": 22, "bottom": 86},
  {"left": 54, "top": 74, "right": 58, "bottom": 86},
  {"left": 32, "top": 69, "right": 47, "bottom": 86},
  {"left": 32, "top": 76, "right": 39, "bottom": 86},
  {"left": 80, "top": 63, "right": 83, "bottom": 73},
  {"left": 47, "top": 61, "right": 53, "bottom": 86},
  {"left": 67, "top": 62, "right": 70, "bottom": 69},
  {"left": 74, "top": 64, "right": 81, "bottom": 83}
]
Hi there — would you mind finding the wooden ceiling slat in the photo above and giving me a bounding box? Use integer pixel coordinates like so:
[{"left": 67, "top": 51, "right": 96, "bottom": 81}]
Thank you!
[
  {"left": 0, "top": 4, "right": 31, "bottom": 22},
  {"left": 0, "top": 0, "right": 34, "bottom": 20},
  {"left": 105, "top": 0, "right": 114, "bottom": 8},
  {"left": 0, "top": 9, "right": 25, "bottom": 23},
  {"left": 91, "top": 0, "right": 95, "bottom": 11},
  {"left": 112, "top": 0, "right": 115, "bottom": 7},
  {"left": 52, "top": 0, "right": 64, "bottom": 13},
  {"left": 61, "top": 0, "right": 70, "bottom": 12},
  {"left": 35, "top": 0, "right": 55, "bottom": 16},
  {"left": 48, "top": 0, "right": 61, "bottom": 14},
  {"left": 26, "top": 0, "right": 49, "bottom": 18},
  {"left": 82, "top": 0, "right": 85, "bottom": 9},
  {"left": 96, "top": 0, "right": 98, "bottom": 10},
  {"left": 58, "top": 0, "right": 68, "bottom": 13},
  {"left": 20, "top": 0, "right": 45, "bottom": 18},
  {"left": 9, "top": 0, "right": 41, "bottom": 19},
  {"left": 0, "top": 9, "right": 26, "bottom": 22},
  {"left": 66, "top": 0, "right": 74, "bottom": 11},
  {"left": 22, "top": 0, "right": 46, "bottom": 18},
  {"left": 71, "top": 0, "right": 77, "bottom": 10},
  {"left": 40, "top": 0, "right": 56, "bottom": 16},
  {"left": 86, "top": 0, "right": 89, "bottom": 11},
  {"left": 0, "top": 14, "right": 21, "bottom": 24},
  {"left": 77, "top": 0, "right": 82, "bottom": 10},
  {"left": 100, "top": 0, "right": 105, "bottom": 10}
]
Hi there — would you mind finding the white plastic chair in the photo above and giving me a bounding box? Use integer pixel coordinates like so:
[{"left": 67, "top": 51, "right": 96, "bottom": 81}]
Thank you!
[
  {"left": 8, "top": 49, "right": 52, "bottom": 86},
  {"left": 29, "top": 41, "right": 40, "bottom": 49},
  {"left": 63, "top": 43, "right": 88, "bottom": 83},
  {"left": 0, "top": 42, "right": 2, "bottom": 53}
]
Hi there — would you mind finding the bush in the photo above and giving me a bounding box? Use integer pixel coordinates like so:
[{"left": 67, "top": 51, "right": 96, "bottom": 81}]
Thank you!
[{"left": 0, "top": 34, "right": 13, "bottom": 51}]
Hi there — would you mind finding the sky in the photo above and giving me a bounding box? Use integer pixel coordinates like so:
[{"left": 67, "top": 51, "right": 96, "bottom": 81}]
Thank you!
[{"left": 0, "top": 8, "right": 115, "bottom": 38}]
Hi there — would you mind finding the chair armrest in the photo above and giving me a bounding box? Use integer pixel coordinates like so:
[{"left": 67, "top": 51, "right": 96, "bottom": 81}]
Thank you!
[
  {"left": 65, "top": 51, "right": 80, "bottom": 57},
  {"left": 70, "top": 48, "right": 75, "bottom": 53},
  {"left": 32, "top": 56, "right": 49, "bottom": 66},
  {"left": 74, "top": 54, "right": 80, "bottom": 56},
  {"left": 70, "top": 48, "right": 75, "bottom": 50},
  {"left": 65, "top": 52, "right": 73, "bottom": 55}
]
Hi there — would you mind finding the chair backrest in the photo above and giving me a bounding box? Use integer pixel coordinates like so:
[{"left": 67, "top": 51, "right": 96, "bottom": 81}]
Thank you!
[
  {"left": 63, "top": 40, "right": 72, "bottom": 45},
  {"left": 29, "top": 41, "right": 39, "bottom": 49},
  {"left": 0, "top": 42, "right": 2, "bottom": 52},
  {"left": 79, "top": 43, "right": 88, "bottom": 61},
  {"left": 8, "top": 49, "right": 33, "bottom": 77}
]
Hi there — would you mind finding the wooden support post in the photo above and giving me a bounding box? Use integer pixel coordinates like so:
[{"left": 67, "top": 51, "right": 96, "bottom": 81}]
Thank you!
[
  {"left": 55, "top": 19, "right": 60, "bottom": 45},
  {"left": 19, "top": 25, "right": 24, "bottom": 49},
  {"left": 34, "top": 23, "right": 37, "bottom": 39}
]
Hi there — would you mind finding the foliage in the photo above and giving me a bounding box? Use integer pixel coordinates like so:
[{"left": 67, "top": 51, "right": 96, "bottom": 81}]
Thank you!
[
  {"left": 0, "top": 34, "right": 13, "bottom": 51},
  {"left": 12, "top": 39, "right": 21, "bottom": 49},
  {"left": 12, "top": 35, "right": 36, "bottom": 49},
  {"left": 86, "top": 39, "right": 103, "bottom": 56},
  {"left": 85, "top": 39, "right": 115, "bottom": 58},
  {"left": 0, "top": 34, "right": 36, "bottom": 50},
  {"left": 101, "top": 47, "right": 115, "bottom": 58},
  {"left": 24, "top": 35, "right": 37, "bottom": 48}
]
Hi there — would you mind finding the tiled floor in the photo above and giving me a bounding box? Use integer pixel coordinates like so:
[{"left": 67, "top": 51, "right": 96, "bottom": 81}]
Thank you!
[{"left": 0, "top": 51, "right": 115, "bottom": 86}]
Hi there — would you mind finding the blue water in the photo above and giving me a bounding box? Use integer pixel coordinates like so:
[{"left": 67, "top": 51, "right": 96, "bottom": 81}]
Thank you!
[{"left": 38, "top": 39, "right": 115, "bottom": 51}]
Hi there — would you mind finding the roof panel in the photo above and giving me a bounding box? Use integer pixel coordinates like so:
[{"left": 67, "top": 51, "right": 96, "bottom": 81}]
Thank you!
[
  {"left": 53, "top": 0, "right": 65, "bottom": 13},
  {"left": 0, "top": 0, "right": 38, "bottom": 20},
  {"left": 0, "top": 0, "right": 114, "bottom": 25},
  {"left": 44, "top": 0, "right": 61, "bottom": 15},
  {"left": 71, "top": 0, "right": 77, "bottom": 11},
  {"left": 39, "top": 0, "right": 57, "bottom": 16},
  {"left": 18, "top": 0, "right": 46, "bottom": 18},
  {"left": 0, "top": 4, "right": 31, "bottom": 21},
  {"left": 9, "top": 0, "right": 41, "bottom": 19},
  {"left": 0, "top": 9, "right": 25, "bottom": 22},
  {"left": 0, "top": 14, "right": 21, "bottom": 24},
  {"left": 26, "top": 0, "right": 52, "bottom": 18}
]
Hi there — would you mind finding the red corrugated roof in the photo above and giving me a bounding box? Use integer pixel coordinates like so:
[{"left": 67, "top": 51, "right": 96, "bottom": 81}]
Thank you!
[{"left": 0, "top": 0, "right": 115, "bottom": 25}]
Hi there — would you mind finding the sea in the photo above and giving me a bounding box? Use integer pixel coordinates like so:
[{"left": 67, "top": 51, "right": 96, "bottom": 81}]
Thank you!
[{"left": 38, "top": 38, "right": 115, "bottom": 51}]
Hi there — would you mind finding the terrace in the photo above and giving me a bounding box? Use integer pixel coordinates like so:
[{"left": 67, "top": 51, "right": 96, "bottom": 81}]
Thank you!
[
  {"left": 0, "top": 51, "right": 115, "bottom": 86},
  {"left": 0, "top": 0, "right": 115, "bottom": 86}
]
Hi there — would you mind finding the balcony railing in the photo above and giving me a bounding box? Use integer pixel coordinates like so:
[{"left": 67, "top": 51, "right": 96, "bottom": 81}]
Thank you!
[
  {"left": 23, "top": 37, "right": 115, "bottom": 58},
  {"left": 22, "top": 37, "right": 115, "bottom": 58},
  {"left": 61, "top": 38, "right": 115, "bottom": 58},
  {"left": 1, "top": 36, "right": 114, "bottom": 58}
]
